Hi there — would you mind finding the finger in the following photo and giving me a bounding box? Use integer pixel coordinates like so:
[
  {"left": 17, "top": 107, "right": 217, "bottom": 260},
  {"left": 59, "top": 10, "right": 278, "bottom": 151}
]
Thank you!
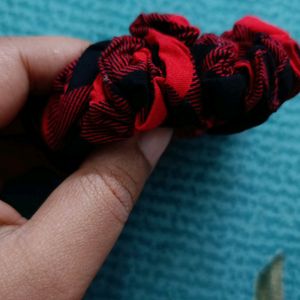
[
  {"left": 15, "top": 128, "right": 172, "bottom": 298},
  {"left": 0, "top": 200, "right": 26, "bottom": 225},
  {"left": 0, "top": 37, "right": 89, "bottom": 127}
]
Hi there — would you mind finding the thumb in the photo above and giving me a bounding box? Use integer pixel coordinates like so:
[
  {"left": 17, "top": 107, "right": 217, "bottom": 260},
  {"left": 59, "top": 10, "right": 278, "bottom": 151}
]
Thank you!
[{"left": 13, "top": 128, "right": 172, "bottom": 298}]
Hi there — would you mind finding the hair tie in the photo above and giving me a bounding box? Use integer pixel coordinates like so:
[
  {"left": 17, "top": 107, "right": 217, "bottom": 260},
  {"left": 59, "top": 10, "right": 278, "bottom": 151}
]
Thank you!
[{"left": 37, "top": 13, "right": 300, "bottom": 151}]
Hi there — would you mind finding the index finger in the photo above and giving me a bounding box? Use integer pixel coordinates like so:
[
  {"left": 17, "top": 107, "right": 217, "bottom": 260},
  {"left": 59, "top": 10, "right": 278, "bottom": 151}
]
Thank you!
[{"left": 0, "top": 37, "right": 89, "bottom": 127}]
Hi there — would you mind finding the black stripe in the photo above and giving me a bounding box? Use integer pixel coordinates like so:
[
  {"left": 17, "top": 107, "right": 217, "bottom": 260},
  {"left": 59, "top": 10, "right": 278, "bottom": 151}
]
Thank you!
[
  {"left": 191, "top": 43, "right": 216, "bottom": 79},
  {"left": 202, "top": 70, "right": 248, "bottom": 119},
  {"left": 68, "top": 40, "right": 111, "bottom": 90},
  {"left": 278, "top": 61, "right": 294, "bottom": 102},
  {"left": 114, "top": 70, "right": 153, "bottom": 114}
]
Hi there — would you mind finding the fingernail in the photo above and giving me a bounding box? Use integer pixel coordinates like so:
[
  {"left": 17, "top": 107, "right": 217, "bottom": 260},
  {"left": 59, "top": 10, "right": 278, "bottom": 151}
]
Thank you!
[{"left": 138, "top": 128, "right": 173, "bottom": 168}]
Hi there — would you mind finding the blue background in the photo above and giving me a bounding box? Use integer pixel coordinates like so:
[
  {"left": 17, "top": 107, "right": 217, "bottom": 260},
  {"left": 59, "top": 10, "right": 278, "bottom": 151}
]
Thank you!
[{"left": 1, "top": 0, "right": 300, "bottom": 299}]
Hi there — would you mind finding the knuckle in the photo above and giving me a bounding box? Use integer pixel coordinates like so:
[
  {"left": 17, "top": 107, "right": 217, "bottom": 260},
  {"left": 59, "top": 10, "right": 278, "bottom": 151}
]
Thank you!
[{"left": 78, "top": 164, "right": 139, "bottom": 224}]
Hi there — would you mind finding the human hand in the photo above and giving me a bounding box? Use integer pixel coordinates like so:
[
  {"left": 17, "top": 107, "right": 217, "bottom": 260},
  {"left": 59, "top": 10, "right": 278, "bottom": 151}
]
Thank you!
[{"left": 0, "top": 37, "right": 172, "bottom": 299}]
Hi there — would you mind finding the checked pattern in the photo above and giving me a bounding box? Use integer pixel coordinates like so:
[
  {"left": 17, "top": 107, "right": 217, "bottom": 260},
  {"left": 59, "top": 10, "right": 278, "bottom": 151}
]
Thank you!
[{"left": 39, "top": 13, "right": 300, "bottom": 151}]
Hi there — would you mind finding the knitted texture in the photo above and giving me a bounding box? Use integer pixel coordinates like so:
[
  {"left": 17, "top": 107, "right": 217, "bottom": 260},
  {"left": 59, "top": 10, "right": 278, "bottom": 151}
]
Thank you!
[{"left": 42, "top": 14, "right": 300, "bottom": 150}]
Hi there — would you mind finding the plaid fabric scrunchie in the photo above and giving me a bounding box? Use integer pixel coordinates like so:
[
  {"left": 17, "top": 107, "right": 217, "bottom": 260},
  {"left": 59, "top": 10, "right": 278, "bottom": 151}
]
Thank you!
[{"left": 37, "top": 13, "right": 300, "bottom": 151}]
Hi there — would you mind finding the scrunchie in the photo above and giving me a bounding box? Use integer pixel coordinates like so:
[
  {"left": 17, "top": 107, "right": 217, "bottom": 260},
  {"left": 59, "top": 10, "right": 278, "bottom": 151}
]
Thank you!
[{"left": 40, "top": 13, "right": 300, "bottom": 150}]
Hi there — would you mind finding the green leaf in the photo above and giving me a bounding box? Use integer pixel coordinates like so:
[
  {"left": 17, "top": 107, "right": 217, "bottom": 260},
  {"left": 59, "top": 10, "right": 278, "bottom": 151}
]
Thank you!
[{"left": 254, "top": 254, "right": 284, "bottom": 300}]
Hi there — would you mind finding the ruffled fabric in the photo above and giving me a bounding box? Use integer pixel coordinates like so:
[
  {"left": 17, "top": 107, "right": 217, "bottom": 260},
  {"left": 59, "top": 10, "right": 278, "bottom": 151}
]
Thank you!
[{"left": 41, "top": 13, "right": 300, "bottom": 150}]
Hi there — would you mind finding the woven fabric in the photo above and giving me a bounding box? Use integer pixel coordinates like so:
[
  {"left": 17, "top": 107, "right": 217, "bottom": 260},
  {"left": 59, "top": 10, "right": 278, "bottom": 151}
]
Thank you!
[
  {"left": 1, "top": 1, "right": 300, "bottom": 299},
  {"left": 41, "top": 14, "right": 300, "bottom": 151}
]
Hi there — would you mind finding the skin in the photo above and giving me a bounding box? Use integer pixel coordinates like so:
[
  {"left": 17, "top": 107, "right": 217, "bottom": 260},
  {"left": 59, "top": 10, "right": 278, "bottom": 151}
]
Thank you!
[{"left": 0, "top": 37, "right": 172, "bottom": 299}]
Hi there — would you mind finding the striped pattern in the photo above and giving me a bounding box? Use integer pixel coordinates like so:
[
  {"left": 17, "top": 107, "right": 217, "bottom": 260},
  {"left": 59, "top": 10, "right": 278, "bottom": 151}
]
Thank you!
[
  {"left": 40, "top": 13, "right": 300, "bottom": 151},
  {"left": 2, "top": 1, "right": 300, "bottom": 299}
]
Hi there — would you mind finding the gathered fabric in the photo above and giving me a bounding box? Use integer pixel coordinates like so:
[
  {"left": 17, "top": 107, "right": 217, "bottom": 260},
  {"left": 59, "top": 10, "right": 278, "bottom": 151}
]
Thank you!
[{"left": 41, "top": 13, "right": 300, "bottom": 150}]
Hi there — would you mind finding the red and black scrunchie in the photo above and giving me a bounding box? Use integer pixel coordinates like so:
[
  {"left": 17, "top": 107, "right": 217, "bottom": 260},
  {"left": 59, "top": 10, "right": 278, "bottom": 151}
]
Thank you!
[{"left": 29, "top": 13, "right": 300, "bottom": 154}]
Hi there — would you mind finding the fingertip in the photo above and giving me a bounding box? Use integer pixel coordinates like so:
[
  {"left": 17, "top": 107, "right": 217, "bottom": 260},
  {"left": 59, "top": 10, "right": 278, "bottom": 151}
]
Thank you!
[
  {"left": 137, "top": 128, "right": 173, "bottom": 168},
  {"left": 0, "top": 200, "right": 26, "bottom": 226},
  {"left": 15, "top": 217, "right": 27, "bottom": 225}
]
